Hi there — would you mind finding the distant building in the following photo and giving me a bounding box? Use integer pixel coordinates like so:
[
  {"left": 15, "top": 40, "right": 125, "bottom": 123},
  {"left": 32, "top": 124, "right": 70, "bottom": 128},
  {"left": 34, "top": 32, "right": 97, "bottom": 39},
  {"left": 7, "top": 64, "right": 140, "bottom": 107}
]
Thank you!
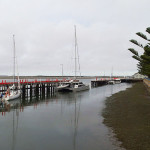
[{"left": 132, "top": 73, "right": 147, "bottom": 79}]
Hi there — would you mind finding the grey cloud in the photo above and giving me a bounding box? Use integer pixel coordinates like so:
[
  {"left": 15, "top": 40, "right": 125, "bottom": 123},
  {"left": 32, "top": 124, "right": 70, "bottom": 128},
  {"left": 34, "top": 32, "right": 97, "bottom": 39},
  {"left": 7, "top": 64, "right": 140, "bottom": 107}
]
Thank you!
[{"left": 0, "top": 0, "right": 149, "bottom": 76}]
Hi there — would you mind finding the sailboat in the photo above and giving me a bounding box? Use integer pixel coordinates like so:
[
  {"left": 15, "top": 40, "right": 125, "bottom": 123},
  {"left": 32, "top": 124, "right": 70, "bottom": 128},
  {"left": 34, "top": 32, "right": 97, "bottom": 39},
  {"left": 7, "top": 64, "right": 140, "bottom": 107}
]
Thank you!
[
  {"left": 56, "top": 64, "right": 70, "bottom": 91},
  {"left": 56, "top": 81, "right": 70, "bottom": 91},
  {"left": 65, "top": 25, "right": 89, "bottom": 92},
  {"left": 2, "top": 35, "right": 21, "bottom": 101},
  {"left": 108, "top": 67, "right": 121, "bottom": 84}
]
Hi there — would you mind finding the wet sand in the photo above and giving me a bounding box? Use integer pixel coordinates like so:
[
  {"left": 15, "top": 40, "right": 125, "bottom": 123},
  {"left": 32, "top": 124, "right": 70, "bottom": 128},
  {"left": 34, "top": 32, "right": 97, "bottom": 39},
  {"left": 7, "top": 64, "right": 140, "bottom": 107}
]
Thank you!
[{"left": 103, "top": 83, "right": 150, "bottom": 150}]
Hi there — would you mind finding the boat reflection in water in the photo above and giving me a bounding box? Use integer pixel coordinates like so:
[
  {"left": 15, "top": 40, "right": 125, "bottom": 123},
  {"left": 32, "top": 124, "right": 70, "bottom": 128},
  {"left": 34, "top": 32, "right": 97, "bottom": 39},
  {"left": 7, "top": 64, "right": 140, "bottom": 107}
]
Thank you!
[
  {"left": 0, "top": 83, "right": 132, "bottom": 150},
  {"left": 71, "top": 95, "right": 81, "bottom": 150}
]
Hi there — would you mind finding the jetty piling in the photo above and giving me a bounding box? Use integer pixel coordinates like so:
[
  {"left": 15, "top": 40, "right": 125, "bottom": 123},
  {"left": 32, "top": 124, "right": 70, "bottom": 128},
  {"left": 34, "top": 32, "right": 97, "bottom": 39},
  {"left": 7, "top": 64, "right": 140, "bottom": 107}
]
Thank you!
[{"left": 0, "top": 79, "right": 60, "bottom": 99}]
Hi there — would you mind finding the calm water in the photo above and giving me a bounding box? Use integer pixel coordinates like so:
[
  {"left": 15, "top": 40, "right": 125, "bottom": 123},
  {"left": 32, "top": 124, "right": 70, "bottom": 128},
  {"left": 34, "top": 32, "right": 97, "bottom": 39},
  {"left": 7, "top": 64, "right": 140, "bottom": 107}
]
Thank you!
[{"left": 0, "top": 82, "right": 132, "bottom": 150}]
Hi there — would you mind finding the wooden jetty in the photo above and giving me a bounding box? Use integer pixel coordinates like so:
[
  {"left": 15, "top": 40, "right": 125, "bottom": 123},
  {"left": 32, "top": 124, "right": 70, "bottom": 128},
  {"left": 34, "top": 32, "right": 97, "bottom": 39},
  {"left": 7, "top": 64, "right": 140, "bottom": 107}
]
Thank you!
[
  {"left": 91, "top": 78, "right": 143, "bottom": 87},
  {"left": 0, "top": 79, "right": 65, "bottom": 99},
  {"left": 121, "top": 78, "right": 143, "bottom": 83}
]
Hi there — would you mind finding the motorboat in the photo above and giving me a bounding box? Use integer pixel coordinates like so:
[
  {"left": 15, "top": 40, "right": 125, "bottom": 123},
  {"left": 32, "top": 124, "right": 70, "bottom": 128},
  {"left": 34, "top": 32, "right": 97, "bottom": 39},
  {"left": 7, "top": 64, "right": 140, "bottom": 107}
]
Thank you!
[
  {"left": 66, "top": 81, "right": 90, "bottom": 92},
  {"left": 114, "top": 78, "right": 121, "bottom": 84},
  {"left": 108, "top": 80, "right": 115, "bottom": 85}
]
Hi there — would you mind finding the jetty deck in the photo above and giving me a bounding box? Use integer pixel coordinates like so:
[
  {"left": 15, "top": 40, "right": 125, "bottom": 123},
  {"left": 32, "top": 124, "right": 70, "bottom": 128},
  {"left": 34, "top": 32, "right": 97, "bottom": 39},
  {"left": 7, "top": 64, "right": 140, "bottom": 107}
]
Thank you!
[
  {"left": 91, "top": 78, "right": 143, "bottom": 87},
  {"left": 0, "top": 79, "right": 66, "bottom": 99}
]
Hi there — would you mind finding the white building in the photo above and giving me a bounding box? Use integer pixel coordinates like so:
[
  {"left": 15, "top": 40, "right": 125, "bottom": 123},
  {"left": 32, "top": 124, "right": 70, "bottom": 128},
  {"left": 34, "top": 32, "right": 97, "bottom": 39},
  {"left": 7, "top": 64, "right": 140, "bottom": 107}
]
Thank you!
[{"left": 132, "top": 73, "right": 147, "bottom": 79}]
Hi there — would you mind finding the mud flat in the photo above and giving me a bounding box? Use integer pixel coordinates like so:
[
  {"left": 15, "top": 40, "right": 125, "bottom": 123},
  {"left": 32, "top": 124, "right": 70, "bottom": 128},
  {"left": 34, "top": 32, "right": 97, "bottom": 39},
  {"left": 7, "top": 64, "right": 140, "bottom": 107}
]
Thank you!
[{"left": 103, "top": 82, "right": 150, "bottom": 150}]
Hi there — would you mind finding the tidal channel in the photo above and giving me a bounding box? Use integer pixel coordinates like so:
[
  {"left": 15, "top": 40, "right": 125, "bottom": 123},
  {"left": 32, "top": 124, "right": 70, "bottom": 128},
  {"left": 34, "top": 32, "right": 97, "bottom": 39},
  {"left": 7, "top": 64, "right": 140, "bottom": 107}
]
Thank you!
[{"left": 0, "top": 82, "right": 132, "bottom": 150}]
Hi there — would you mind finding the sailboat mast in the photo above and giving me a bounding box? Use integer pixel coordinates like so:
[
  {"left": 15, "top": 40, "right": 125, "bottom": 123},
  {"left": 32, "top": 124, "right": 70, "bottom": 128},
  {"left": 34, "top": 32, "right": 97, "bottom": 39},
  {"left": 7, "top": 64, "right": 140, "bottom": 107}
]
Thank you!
[
  {"left": 13, "top": 35, "right": 16, "bottom": 84},
  {"left": 74, "top": 25, "right": 77, "bottom": 79}
]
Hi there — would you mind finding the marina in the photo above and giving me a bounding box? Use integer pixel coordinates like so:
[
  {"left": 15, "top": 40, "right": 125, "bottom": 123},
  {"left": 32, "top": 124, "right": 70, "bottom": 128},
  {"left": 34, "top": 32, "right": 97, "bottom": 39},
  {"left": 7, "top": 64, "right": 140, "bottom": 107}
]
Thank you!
[
  {"left": 0, "top": 0, "right": 149, "bottom": 149},
  {"left": 0, "top": 81, "right": 132, "bottom": 150},
  {"left": 0, "top": 77, "right": 142, "bottom": 100}
]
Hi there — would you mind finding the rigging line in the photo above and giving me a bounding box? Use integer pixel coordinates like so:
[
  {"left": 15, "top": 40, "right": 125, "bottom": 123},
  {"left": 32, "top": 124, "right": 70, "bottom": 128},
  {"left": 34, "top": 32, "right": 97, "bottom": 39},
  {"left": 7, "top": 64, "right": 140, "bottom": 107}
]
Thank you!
[
  {"left": 13, "top": 35, "right": 16, "bottom": 84},
  {"left": 76, "top": 42, "right": 81, "bottom": 77},
  {"left": 74, "top": 25, "right": 81, "bottom": 77},
  {"left": 13, "top": 36, "right": 20, "bottom": 88},
  {"left": 16, "top": 53, "right": 20, "bottom": 87},
  {"left": 74, "top": 25, "right": 77, "bottom": 78}
]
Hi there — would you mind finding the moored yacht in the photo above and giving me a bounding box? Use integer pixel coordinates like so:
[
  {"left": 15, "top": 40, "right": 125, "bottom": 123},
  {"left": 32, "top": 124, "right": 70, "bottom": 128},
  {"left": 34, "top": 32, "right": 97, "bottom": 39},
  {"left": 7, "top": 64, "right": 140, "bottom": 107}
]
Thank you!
[
  {"left": 108, "top": 78, "right": 121, "bottom": 85},
  {"left": 3, "top": 84, "right": 21, "bottom": 101},
  {"left": 114, "top": 78, "right": 121, "bottom": 84},
  {"left": 66, "top": 80, "right": 89, "bottom": 92},
  {"left": 66, "top": 26, "right": 89, "bottom": 92},
  {"left": 57, "top": 26, "right": 90, "bottom": 92},
  {"left": 56, "top": 81, "right": 70, "bottom": 91},
  {"left": 108, "top": 80, "right": 115, "bottom": 85},
  {"left": 2, "top": 35, "right": 21, "bottom": 101}
]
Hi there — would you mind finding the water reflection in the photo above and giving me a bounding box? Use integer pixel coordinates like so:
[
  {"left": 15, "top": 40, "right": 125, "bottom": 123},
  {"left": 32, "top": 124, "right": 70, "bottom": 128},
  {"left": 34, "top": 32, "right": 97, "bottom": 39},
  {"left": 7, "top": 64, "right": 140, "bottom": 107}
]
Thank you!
[
  {"left": 0, "top": 83, "right": 132, "bottom": 150},
  {"left": 12, "top": 107, "right": 19, "bottom": 150},
  {"left": 72, "top": 96, "right": 81, "bottom": 150}
]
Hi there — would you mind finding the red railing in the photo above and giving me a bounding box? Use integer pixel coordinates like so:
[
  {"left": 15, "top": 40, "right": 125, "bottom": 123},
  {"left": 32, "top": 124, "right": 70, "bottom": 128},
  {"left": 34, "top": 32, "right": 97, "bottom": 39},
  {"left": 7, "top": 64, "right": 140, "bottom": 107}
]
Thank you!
[{"left": 0, "top": 79, "right": 70, "bottom": 85}]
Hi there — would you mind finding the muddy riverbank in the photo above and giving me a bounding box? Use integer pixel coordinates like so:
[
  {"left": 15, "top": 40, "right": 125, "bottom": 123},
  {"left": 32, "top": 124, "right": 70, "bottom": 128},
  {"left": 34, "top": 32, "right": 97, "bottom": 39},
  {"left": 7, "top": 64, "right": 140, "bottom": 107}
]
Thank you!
[{"left": 103, "top": 82, "right": 150, "bottom": 150}]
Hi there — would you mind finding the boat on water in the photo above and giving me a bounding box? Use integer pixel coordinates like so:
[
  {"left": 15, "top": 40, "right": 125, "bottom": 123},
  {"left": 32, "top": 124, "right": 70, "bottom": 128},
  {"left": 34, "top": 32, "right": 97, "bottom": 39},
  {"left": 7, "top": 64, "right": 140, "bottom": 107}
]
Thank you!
[
  {"left": 57, "top": 26, "right": 89, "bottom": 92},
  {"left": 108, "top": 78, "right": 121, "bottom": 85},
  {"left": 3, "top": 85, "right": 21, "bottom": 101},
  {"left": 56, "top": 81, "right": 70, "bottom": 91},
  {"left": 2, "top": 35, "right": 21, "bottom": 101},
  {"left": 108, "top": 67, "right": 121, "bottom": 85},
  {"left": 108, "top": 80, "right": 115, "bottom": 85},
  {"left": 66, "top": 80, "right": 89, "bottom": 92},
  {"left": 114, "top": 78, "right": 121, "bottom": 84}
]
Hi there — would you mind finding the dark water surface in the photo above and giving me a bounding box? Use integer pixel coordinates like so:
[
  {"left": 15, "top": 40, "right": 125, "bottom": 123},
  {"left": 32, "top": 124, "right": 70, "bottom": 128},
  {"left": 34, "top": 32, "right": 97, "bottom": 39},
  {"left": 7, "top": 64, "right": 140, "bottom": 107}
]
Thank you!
[{"left": 0, "top": 82, "right": 132, "bottom": 150}]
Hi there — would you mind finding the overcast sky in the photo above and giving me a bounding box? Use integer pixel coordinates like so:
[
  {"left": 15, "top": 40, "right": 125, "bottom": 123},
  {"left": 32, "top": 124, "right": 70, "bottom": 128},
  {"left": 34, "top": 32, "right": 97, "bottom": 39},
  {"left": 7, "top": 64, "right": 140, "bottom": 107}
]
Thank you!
[{"left": 0, "top": 0, "right": 149, "bottom": 76}]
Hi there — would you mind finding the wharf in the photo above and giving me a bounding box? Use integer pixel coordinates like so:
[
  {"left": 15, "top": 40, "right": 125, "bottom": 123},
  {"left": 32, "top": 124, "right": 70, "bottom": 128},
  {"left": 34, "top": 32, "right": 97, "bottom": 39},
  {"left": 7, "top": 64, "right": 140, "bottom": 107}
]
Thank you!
[
  {"left": 121, "top": 78, "right": 143, "bottom": 83},
  {"left": 0, "top": 79, "right": 66, "bottom": 99},
  {"left": 91, "top": 78, "right": 143, "bottom": 87}
]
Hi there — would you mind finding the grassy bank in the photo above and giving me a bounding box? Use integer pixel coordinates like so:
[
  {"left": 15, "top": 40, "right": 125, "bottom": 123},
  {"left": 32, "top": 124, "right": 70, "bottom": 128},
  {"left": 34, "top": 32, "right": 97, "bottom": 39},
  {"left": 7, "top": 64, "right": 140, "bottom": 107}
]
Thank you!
[{"left": 103, "top": 83, "right": 150, "bottom": 150}]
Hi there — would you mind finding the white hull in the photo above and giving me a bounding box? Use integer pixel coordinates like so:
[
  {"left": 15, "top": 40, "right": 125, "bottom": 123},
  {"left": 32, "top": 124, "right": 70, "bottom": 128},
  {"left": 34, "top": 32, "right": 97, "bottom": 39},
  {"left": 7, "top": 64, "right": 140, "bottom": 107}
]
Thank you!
[
  {"left": 114, "top": 80, "right": 121, "bottom": 84},
  {"left": 56, "top": 84, "right": 69, "bottom": 91},
  {"left": 108, "top": 81, "right": 115, "bottom": 85},
  {"left": 67, "top": 85, "right": 90, "bottom": 92},
  {"left": 3, "top": 90, "right": 21, "bottom": 101},
  {"left": 108, "top": 80, "right": 121, "bottom": 85}
]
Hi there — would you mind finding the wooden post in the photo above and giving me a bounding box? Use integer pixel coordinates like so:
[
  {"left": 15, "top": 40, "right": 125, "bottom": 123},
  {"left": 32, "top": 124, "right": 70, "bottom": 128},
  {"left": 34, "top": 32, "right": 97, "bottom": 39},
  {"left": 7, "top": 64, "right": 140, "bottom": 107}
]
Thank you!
[
  {"left": 42, "top": 84, "right": 45, "bottom": 98},
  {"left": 40, "top": 84, "right": 42, "bottom": 98},
  {"left": 47, "top": 84, "right": 50, "bottom": 97},
  {"left": 35, "top": 84, "right": 39, "bottom": 100},
  {"left": 22, "top": 85, "right": 26, "bottom": 100},
  {"left": 30, "top": 84, "right": 32, "bottom": 99},
  {"left": 50, "top": 84, "right": 52, "bottom": 95},
  {"left": 26, "top": 84, "right": 28, "bottom": 99}
]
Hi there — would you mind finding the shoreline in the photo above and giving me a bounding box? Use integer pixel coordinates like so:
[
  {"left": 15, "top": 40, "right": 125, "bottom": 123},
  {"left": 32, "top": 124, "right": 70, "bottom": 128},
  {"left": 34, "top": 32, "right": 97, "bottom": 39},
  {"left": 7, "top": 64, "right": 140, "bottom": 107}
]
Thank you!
[{"left": 103, "top": 82, "right": 150, "bottom": 150}]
